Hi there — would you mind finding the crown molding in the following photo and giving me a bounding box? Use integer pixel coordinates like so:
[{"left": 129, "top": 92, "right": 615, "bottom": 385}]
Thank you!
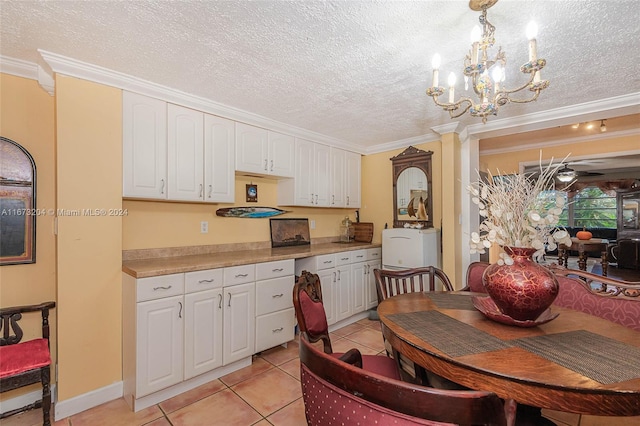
[
  {"left": 37, "top": 50, "right": 356, "bottom": 151},
  {"left": 480, "top": 127, "right": 640, "bottom": 156},
  {"left": 0, "top": 55, "right": 54, "bottom": 95},
  {"left": 365, "top": 132, "right": 441, "bottom": 155},
  {"left": 431, "top": 122, "right": 462, "bottom": 136}
]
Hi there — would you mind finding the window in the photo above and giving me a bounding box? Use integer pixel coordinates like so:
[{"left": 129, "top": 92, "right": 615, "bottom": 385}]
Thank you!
[{"left": 571, "top": 187, "right": 617, "bottom": 228}]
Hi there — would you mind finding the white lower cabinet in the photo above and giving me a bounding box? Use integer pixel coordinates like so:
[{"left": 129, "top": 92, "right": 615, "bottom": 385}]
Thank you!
[
  {"left": 255, "top": 259, "right": 295, "bottom": 353},
  {"left": 365, "top": 248, "right": 382, "bottom": 309},
  {"left": 223, "top": 282, "right": 256, "bottom": 363}
]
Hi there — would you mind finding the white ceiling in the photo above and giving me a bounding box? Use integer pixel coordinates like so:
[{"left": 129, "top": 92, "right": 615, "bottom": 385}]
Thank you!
[{"left": 1, "top": 0, "right": 639, "bottom": 152}]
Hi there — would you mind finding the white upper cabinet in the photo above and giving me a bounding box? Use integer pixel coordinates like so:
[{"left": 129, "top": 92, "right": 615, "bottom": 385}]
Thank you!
[
  {"left": 278, "top": 138, "right": 331, "bottom": 207},
  {"left": 204, "top": 115, "right": 235, "bottom": 203},
  {"left": 345, "top": 150, "right": 361, "bottom": 208},
  {"left": 123, "top": 92, "right": 168, "bottom": 199},
  {"left": 235, "top": 123, "right": 294, "bottom": 178},
  {"left": 330, "top": 147, "right": 346, "bottom": 207},
  {"left": 168, "top": 104, "right": 204, "bottom": 201}
]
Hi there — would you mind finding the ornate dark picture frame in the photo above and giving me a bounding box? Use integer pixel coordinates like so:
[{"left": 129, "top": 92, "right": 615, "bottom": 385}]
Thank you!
[{"left": 1, "top": 137, "right": 37, "bottom": 265}]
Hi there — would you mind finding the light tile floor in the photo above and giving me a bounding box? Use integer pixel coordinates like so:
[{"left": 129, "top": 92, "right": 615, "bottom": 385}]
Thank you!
[{"left": 3, "top": 317, "right": 638, "bottom": 426}]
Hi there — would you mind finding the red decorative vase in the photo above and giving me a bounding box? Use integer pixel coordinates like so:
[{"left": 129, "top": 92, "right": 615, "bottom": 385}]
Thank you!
[{"left": 482, "top": 246, "right": 559, "bottom": 321}]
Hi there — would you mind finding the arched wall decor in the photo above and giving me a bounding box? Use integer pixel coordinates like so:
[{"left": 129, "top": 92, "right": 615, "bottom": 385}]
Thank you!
[{"left": 0, "top": 137, "right": 37, "bottom": 265}]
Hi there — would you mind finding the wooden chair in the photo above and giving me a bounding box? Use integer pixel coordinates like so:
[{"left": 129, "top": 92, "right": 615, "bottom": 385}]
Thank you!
[
  {"left": 0, "top": 301, "right": 56, "bottom": 426},
  {"left": 293, "top": 270, "right": 401, "bottom": 380},
  {"left": 299, "top": 333, "right": 510, "bottom": 426},
  {"left": 373, "top": 267, "right": 455, "bottom": 385},
  {"left": 550, "top": 264, "right": 640, "bottom": 331}
]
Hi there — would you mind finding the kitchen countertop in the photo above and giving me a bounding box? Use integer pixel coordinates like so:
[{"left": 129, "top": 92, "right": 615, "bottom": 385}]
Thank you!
[{"left": 122, "top": 241, "right": 381, "bottom": 278}]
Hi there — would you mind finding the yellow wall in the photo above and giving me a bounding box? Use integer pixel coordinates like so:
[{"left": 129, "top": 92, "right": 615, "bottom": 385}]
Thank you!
[
  {"left": 55, "top": 76, "right": 123, "bottom": 400},
  {"left": 0, "top": 74, "right": 57, "bottom": 401}
]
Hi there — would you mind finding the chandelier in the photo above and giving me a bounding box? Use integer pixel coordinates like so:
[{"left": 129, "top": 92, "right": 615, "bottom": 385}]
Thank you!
[{"left": 426, "top": 0, "right": 549, "bottom": 123}]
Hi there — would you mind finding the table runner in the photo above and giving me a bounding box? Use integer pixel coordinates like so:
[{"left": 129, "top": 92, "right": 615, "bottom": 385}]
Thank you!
[
  {"left": 425, "top": 293, "right": 476, "bottom": 310},
  {"left": 513, "top": 330, "right": 640, "bottom": 384},
  {"left": 386, "top": 310, "right": 511, "bottom": 357}
]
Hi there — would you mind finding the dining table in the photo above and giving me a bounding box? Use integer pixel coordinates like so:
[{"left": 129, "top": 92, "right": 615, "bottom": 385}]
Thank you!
[{"left": 377, "top": 291, "right": 640, "bottom": 416}]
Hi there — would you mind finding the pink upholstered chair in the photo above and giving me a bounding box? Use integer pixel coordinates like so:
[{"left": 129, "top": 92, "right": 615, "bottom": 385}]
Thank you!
[
  {"left": 299, "top": 333, "right": 510, "bottom": 426},
  {"left": 293, "top": 270, "right": 401, "bottom": 380},
  {"left": 550, "top": 265, "right": 640, "bottom": 331},
  {"left": 461, "top": 261, "right": 490, "bottom": 293},
  {"left": 0, "top": 301, "right": 56, "bottom": 426}
]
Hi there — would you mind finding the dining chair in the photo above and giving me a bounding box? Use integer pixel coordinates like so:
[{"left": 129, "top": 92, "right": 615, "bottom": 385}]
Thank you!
[
  {"left": 373, "top": 267, "right": 455, "bottom": 385},
  {"left": 550, "top": 264, "right": 640, "bottom": 331},
  {"left": 293, "top": 270, "right": 401, "bottom": 380},
  {"left": 0, "top": 301, "right": 56, "bottom": 426},
  {"left": 461, "top": 261, "right": 490, "bottom": 293},
  {"left": 299, "top": 333, "right": 510, "bottom": 426}
]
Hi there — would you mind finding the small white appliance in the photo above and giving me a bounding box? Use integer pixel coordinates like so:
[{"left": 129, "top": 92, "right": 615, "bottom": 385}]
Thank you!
[{"left": 382, "top": 228, "right": 441, "bottom": 270}]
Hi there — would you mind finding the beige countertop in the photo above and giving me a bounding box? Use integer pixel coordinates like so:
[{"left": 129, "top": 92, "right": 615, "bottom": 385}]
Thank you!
[{"left": 122, "top": 241, "right": 381, "bottom": 278}]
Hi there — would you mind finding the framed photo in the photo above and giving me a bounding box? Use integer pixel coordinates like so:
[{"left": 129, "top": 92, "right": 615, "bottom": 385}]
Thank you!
[
  {"left": 246, "top": 184, "right": 258, "bottom": 202},
  {"left": 1, "top": 137, "right": 37, "bottom": 265}
]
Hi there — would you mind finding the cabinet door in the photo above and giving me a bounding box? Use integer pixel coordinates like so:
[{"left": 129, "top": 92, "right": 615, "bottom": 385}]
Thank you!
[
  {"left": 184, "top": 289, "right": 223, "bottom": 380},
  {"left": 345, "top": 151, "right": 361, "bottom": 208},
  {"left": 330, "top": 148, "right": 346, "bottom": 207},
  {"left": 223, "top": 283, "right": 255, "bottom": 365},
  {"left": 168, "top": 104, "right": 204, "bottom": 201},
  {"left": 235, "top": 123, "right": 268, "bottom": 175},
  {"left": 268, "top": 131, "right": 295, "bottom": 178},
  {"left": 314, "top": 143, "right": 331, "bottom": 207},
  {"left": 204, "top": 115, "right": 235, "bottom": 202},
  {"left": 318, "top": 268, "right": 337, "bottom": 326},
  {"left": 335, "top": 265, "right": 352, "bottom": 322},
  {"left": 366, "top": 260, "right": 381, "bottom": 309},
  {"left": 293, "top": 138, "right": 315, "bottom": 206},
  {"left": 136, "top": 295, "right": 183, "bottom": 397},
  {"left": 351, "top": 262, "right": 366, "bottom": 314},
  {"left": 123, "top": 92, "right": 167, "bottom": 199}
]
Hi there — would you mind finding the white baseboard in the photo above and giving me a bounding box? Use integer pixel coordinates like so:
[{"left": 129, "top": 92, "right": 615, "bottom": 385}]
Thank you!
[
  {"left": 54, "top": 381, "right": 122, "bottom": 421},
  {"left": 0, "top": 385, "right": 56, "bottom": 416}
]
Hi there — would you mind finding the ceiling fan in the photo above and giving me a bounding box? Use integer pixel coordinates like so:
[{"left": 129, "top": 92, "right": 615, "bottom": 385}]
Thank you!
[{"left": 555, "top": 162, "right": 604, "bottom": 183}]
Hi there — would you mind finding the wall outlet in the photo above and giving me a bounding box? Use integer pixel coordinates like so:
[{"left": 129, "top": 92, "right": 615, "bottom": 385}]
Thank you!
[
  {"left": 200, "top": 221, "right": 208, "bottom": 234},
  {"left": 310, "top": 220, "right": 316, "bottom": 229}
]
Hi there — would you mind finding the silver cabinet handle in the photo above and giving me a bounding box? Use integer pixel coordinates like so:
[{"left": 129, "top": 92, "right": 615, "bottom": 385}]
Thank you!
[
  {"left": 315, "top": 194, "right": 318, "bottom": 204},
  {"left": 347, "top": 196, "right": 350, "bottom": 205},
  {"left": 341, "top": 257, "right": 349, "bottom": 261},
  {"left": 270, "top": 159, "right": 274, "bottom": 172},
  {"left": 356, "top": 255, "right": 364, "bottom": 259},
  {"left": 198, "top": 279, "right": 214, "bottom": 284},
  {"left": 272, "top": 327, "right": 284, "bottom": 333},
  {"left": 337, "top": 270, "right": 341, "bottom": 281},
  {"left": 235, "top": 273, "right": 248, "bottom": 278},
  {"left": 272, "top": 268, "right": 283, "bottom": 272},
  {"left": 228, "top": 293, "right": 232, "bottom": 307},
  {"left": 160, "top": 179, "right": 165, "bottom": 194},
  {"left": 153, "top": 285, "right": 172, "bottom": 291},
  {"left": 332, "top": 271, "right": 336, "bottom": 282},
  {"left": 310, "top": 193, "right": 314, "bottom": 204},
  {"left": 199, "top": 184, "right": 203, "bottom": 198},
  {"left": 272, "top": 293, "right": 284, "bottom": 298},
  {"left": 331, "top": 195, "right": 335, "bottom": 205},
  {"left": 218, "top": 293, "right": 223, "bottom": 309},
  {"left": 323, "top": 261, "right": 333, "bottom": 265},
  {"left": 178, "top": 301, "right": 183, "bottom": 319},
  {"left": 264, "top": 159, "right": 268, "bottom": 171}
]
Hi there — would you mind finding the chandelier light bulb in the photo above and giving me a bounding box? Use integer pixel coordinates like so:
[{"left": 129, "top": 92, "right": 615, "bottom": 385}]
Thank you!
[
  {"left": 470, "top": 25, "right": 482, "bottom": 42},
  {"left": 448, "top": 72, "right": 457, "bottom": 87},
  {"left": 432, "top": 54, "right": 441, "bottom": 70},
  {"left": 526, "top": 21, "right": 538, "bottom": 40}
]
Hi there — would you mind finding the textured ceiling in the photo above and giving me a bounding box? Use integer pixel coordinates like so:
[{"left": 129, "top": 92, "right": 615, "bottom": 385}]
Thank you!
[{"left": 1, "top": 0, "right": 639, "bottom": 151}]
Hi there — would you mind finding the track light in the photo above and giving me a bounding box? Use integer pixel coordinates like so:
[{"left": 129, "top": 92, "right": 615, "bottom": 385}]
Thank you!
[
  {"left": 571, "top": 123, "right": 580, "bottom": 129},
  {"left": 600, "top": 119, "right": 607, "bottom": 132}
]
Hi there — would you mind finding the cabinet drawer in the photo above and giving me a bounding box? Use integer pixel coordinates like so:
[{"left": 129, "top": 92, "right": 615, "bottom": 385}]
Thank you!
[
  {"left": 137, "top": 274, "right": 184, "bottom": 302},
  {"left": 335, "top": 251, "right": 353, "bottom": 266},
  {"left": 256, "top": 276, "right": 295, "bottom": 316},
  {"left": 366, "top": 248, "right": 382, "bottom": 261},
  {"left": 256, "top": 259, "right": 294, "bottom": 281},
  {"left": 351, "top": 249, "right": 367, "bottom": 263},
  {"left": 316, "top": 254, "right": 336, "bottom": 270},
  {"left": 185, "top": 268, "right": 223, "bottom": 293},
  {"left": 224, "top": 264, "right": 255, "bottom": 286},
  {"left": 255, "top": 308, "right": 295, "bottom": 353}
]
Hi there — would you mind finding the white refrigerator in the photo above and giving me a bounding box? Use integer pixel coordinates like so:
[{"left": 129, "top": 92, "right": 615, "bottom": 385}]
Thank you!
[{"left": 382, "top": 228, "right": 441, "bottom": 270}]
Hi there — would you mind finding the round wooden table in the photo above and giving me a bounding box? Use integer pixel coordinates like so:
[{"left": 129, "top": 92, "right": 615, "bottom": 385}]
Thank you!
[{"left": 378, "top": 292, "right": 640, "bottom": 416}]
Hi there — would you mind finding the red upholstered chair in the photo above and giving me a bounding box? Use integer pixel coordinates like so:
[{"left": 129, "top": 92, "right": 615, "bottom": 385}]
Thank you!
[
  {"left": 299, "top": 334, "right": 510, "bottom": 426},
  {"left": 293, "top": 271, "right": 401, "bottom": 380},
  {"left": 461, "top": 261, "right": 490, "bottom": 293},
  {"left": 550, "top": 265, "right": 640, "bottom": 331},
  {"left": 0, "top": 301, "right": 56, "bottom": 426}
]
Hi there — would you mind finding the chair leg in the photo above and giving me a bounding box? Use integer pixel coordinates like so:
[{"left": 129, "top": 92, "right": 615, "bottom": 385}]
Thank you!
[{"left": 41, "top": 366, "right": 51, "bottom": 426}]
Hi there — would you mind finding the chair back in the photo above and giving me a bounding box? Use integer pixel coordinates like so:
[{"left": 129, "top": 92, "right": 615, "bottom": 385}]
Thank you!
[
  {"left": 293, "top": 270, "right": 332, "bottom": 353},
  {"left": 462, "top": 261, "right": 490, "bottom": 293},
  {"left": 374, "top": 267, "right": 454, "bottom": 302},
  {"left": 550, "top": 265, "right": 640, "bottom": 331},
  {"left": 299, "top": 335, "right": 507, "bottom": 426}
]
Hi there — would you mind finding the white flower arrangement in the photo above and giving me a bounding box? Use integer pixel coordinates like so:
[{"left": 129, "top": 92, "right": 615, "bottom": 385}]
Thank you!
[{"left": 468, "top": 158, "right": 573, "bottom": 265}]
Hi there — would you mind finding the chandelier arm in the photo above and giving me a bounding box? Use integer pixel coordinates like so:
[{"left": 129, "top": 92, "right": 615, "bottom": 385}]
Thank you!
[
  {"left": 497, "top": 72, "right": 536, "bottom": 95},
  {"left": 448, "top": 101, "right": 474, "bottom": 118},
  {"left": 505, "top": 90, "right": 542, "bottom": 104},
  {"left": 431, "top": 95, "right": 473, "bottom": 112}
]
